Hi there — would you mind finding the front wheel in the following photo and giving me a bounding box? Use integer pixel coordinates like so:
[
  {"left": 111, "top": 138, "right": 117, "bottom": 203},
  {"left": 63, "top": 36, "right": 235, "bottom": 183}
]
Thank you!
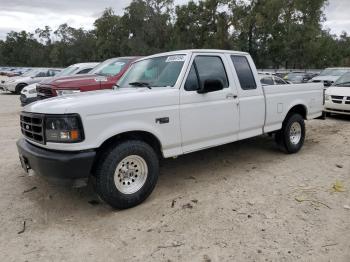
[
  {"left": 95, "top": 140, "right": 159, "bottom": 209},
  {"left": 15, "top": 83, "right": 27, "bottom": 94},
  {"left": 275, "top": 114, "right": 305, "bottom": 154}
]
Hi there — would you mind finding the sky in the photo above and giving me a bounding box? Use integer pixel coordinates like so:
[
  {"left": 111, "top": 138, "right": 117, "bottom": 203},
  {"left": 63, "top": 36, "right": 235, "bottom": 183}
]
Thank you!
[{"left": 0, "top": 0, "right": 349, "bottom": 40}]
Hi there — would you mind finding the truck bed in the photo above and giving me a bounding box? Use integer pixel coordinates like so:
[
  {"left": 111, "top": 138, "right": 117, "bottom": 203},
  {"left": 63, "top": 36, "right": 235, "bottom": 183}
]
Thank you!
[{"left": 263, "top": 83, "right": 324, "bottom": 133}]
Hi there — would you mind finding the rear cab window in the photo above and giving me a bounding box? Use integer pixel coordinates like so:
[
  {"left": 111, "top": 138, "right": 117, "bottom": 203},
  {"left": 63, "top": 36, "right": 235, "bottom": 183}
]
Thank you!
[{"left": 231, "top": 55, "right": 257, "bottom": 90}]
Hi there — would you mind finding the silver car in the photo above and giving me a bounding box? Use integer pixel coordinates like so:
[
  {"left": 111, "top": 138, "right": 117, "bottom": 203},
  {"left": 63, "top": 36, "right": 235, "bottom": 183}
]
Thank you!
[{"left": 1, "top": 68, "right": 61, "bottom": 94}]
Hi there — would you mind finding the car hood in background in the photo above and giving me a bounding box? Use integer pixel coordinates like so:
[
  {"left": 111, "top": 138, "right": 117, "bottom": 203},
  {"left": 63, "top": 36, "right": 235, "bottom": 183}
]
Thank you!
[
  {"left": 41, "top": 74, "right": 107, "bottom": 88},
  {"left": 325, "top": 86, "right": 350, "bottom": 96},
  {"left": 311, "top": 76, "right": 340, "bottom": 82}
]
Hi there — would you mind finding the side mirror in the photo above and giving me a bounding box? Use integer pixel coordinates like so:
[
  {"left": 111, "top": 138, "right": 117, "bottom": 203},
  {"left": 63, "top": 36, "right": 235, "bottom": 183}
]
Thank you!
[{"left": 197, "top": 79, "right": 224, "bottom": 94}]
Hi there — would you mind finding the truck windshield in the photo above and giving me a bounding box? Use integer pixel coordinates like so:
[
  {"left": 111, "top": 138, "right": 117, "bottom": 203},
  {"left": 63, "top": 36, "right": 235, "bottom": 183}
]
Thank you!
[
  {"left": 90, "top": 58, "right": 130, "bottom": 76},
  {"left": 118, "top": 55, "right": 186, "bottom": 88}
]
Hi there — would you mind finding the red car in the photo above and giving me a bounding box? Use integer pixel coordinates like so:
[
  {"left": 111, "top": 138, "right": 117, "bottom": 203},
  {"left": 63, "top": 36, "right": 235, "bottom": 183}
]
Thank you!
[{"left": 36, "top": 57, "right": 140, "bottom": 99}]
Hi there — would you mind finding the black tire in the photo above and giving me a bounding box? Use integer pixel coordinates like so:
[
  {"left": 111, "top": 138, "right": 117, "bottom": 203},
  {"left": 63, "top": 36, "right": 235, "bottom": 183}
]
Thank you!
[
  {"left": 15, "top": 83, "right": 27, "bottom": 94},
  {"left": 95, "top": 140, "right": 159, "bottom": 209},
  {"left": 276, "top": 114, "right": 305, "bottom": 154},
  {"left": 274, "top": 130, "right": 283, "bottom": 149},
  {"left": 324, "top": 111, "right": 331, "bottom": 117}
]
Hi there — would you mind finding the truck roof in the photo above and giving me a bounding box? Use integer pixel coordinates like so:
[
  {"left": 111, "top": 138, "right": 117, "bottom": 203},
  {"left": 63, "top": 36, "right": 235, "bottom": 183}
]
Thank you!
[{"left": 140, "top": 49, "right": 249, "bottom": 60}]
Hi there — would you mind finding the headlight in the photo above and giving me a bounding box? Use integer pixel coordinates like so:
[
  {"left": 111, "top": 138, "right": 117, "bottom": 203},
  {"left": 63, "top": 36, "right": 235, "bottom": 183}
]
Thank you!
[
  {"left": 56, "top": 89, "right": 81, "bottom": 96},
  {"left": 325, "top": 94, "right": 330, "bottom": 101},
  {"left": 45, "top": 114, "right": 84, "bottom": 143}
]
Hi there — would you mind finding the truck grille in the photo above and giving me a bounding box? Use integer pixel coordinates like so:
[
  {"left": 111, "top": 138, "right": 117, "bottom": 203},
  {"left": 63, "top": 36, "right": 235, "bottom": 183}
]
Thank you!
[
  {"left": 20, "top": 112, "right": 45, "bottom": 144},
  {"left": 37, "top": 85, "right": 54, "bottom": 99}
]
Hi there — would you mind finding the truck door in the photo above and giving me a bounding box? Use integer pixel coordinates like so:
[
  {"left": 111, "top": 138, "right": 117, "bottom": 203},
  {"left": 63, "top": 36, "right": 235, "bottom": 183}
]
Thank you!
[
  {"left": 230, "top": 55, "right": 265, "bottom": 139},
  {"left": 179, "top": 53, "right": 239, "bottom": 153}
]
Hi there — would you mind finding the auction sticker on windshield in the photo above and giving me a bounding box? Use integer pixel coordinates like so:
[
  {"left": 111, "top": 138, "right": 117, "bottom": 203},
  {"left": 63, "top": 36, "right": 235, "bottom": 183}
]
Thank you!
[{"left": 166, "top": 55, "right": 186, "bottom": 63}]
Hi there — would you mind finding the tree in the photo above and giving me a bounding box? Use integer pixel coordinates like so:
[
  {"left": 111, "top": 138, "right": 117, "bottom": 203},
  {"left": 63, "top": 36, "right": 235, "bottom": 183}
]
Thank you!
[
  {"left": 94, "top": 8, "right": 126, "bottom": 59},
  {"left": 0, "top": 0, "right": 349, "bottom": 69},
  {"left": 121, "top": 0, "right": 174, "bottom": 55}
]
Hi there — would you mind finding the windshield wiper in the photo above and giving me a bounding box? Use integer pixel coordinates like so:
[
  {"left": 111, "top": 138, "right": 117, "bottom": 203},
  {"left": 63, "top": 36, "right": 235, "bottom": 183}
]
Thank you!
[
  {"left": 129, "top": 82, "right": 152, "bottom": 89},
  {"left": 334, "top": 81, "right": 350, "bottom": 86}
]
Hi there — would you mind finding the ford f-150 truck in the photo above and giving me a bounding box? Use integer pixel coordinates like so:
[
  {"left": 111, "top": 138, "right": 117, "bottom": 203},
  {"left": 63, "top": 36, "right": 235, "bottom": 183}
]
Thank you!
[
  {"left": 36, "top": 57, "right": 139, "bottom": 99},
  {"left": 17, "top": 50, "right": 324, "bottom": 209}
]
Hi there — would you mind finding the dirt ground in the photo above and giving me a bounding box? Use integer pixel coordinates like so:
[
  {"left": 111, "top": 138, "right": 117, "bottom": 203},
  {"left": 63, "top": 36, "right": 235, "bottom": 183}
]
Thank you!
[{"left": 0, "top": 92, "right": 349, "bottom": 262}]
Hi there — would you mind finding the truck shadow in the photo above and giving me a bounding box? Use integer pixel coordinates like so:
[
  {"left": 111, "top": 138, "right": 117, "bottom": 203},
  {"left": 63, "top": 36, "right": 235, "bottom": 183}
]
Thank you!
[
  {"left": 22, "top": 133, "right": 320, "bottom": 221},
  {"left": 326, "top": 114, "right": 350, "bottom": 121},
  {"left": 0, "top": 91, "right": 16, "bottom": 95}
]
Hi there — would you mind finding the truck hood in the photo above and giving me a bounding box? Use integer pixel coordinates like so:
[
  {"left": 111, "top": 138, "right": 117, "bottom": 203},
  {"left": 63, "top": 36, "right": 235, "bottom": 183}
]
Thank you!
[
  {"left": 42, "top": 74, "right": 107, "bottom": 88},
  {"left": 24, "top": 87, "right": 177, "bottom": 114},
  {"left": 325, "top": 86, "right": 350, "bottom": 96},
  {"left": 311, "top": 75, "right": 340, "bottom": 82}
]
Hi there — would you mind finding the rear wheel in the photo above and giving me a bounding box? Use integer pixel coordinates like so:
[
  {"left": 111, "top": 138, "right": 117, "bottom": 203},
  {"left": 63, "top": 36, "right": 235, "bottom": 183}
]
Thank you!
[
  {"left": 275, "top": 114, "right": 305, "bottom": 154},
  {"left": 95, "top": 140, "right": 159, "bottom": 209}
]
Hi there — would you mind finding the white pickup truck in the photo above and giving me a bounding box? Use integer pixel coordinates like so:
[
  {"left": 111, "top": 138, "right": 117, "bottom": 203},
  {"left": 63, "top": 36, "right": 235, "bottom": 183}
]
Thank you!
[{"left": 17, "top": 49, "right": 324, "bottom": 209}]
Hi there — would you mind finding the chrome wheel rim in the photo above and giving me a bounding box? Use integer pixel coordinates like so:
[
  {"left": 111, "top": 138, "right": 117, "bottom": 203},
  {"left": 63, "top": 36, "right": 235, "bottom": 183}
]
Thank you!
[
  {"left": 289, "top": 122, "right": 302, "bottom": 145},
  {"left": 114, "top": 155, "right": 148, "bottom": 194}
]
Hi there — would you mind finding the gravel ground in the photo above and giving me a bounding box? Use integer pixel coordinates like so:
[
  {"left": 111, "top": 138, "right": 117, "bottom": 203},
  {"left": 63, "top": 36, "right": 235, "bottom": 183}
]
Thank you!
[{"left": 0, "top": 92, "right": 349, "bottom": 262}]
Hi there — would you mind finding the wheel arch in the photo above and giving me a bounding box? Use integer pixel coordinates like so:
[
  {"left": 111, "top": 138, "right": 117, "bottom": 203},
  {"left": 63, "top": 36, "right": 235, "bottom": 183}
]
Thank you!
[
  {"left": 15, "top": 82, "right": 28, "bottom": 93},
  {"left": 285, "top": 104, "right": 308, "bottom": 120},
  {"left": 97, "top": 130, "right": 163, "bottom": 158},
  {"left": 91, "top": 130, "right": 163, "bottom": 176}
]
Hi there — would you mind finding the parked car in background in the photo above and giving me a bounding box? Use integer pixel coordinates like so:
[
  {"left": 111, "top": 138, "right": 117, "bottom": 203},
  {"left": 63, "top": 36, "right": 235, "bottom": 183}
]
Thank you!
[
  {"left": 0, "top": 67, "right": 16, "bottom": 76},
  {"left": 36, "top": 57, "right": 140, "bottom": 100},
  {"left": 20, "top": 63, "right": 99, "bottom": 106},
  {"left": 1, "top": 68, "right": 61, "bottom": 94},
  {"left": 0, "top": 67, "right": 31, "bottom": 77},
  {"left": 284, "top": 72, "right": 317, "bottom": 84},
  {"left": 273, "top": 72, "right": 288, "bottom": 79},
  {"left": 258, "top": 74, "right": 290, "bottom": 85},
  {"left": 311, "top": 67, "right": 350, "bottom": 87},
  {"left": 324, "top": 72, "right": 350, "bottom": 115},
  {"left": 5, "top": 68, "right": 31, "bottom": 77},
  {"left": 17, "top": 49, "right": 324, "bottom": 209}
]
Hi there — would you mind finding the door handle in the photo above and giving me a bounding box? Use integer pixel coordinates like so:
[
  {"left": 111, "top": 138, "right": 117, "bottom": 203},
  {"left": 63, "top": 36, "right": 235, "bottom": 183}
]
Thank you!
[
  {"left": 155, "top": 117, "right": 169, "bottom": 124},
  {"left": 226, "top": 93, "right": 238, "bottom": 99}
]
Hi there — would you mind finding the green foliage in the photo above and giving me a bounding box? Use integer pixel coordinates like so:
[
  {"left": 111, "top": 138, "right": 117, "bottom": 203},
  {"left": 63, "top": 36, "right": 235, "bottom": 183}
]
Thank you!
[{"left": 0, "top": 0, "right": 349, "bottom": 68}]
